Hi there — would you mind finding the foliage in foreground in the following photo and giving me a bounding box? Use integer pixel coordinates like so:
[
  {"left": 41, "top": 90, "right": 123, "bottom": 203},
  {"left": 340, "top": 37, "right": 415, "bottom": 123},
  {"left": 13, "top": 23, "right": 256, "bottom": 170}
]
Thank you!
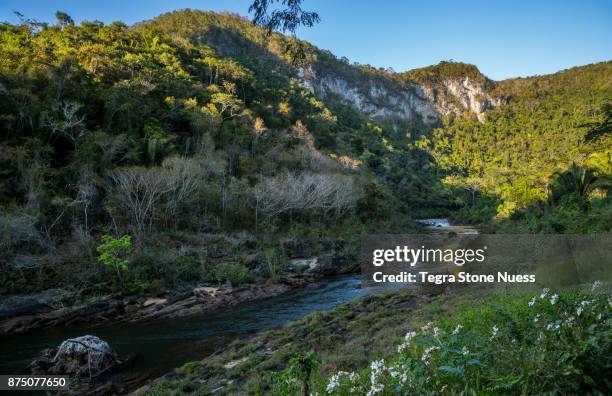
[{"left": 271, "top": 284, "right": 611, "bottom": 395}]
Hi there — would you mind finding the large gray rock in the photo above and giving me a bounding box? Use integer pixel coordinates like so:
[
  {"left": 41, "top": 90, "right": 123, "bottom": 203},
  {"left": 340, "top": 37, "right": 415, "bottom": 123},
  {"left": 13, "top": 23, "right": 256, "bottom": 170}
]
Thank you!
[{"left": 31, "top": 335, "right": 118, "bottom": 377}]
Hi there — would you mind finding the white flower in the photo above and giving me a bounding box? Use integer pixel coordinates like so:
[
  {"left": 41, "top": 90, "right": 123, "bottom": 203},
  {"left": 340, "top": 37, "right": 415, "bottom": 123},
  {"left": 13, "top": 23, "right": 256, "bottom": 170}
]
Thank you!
[
  {"left": 421, "top": 346, "right": 439, "bottom": 365},
  {"left": 366, "top": 383, "right": 384, "bottom": 396},
  {"left": 370, "top": 359, "right": 385, "bottom": 374},
  {"left": 534, "top": 314, "right": 540, "bottom": 323},
  {"left": 540, "top": 288, "right": 550, "bottom": 299},
  {"left": 550, "top": 294, "right": 559, "bottom": 305},
  {"left": 368, "top": 360, "right": 385, "bottom": 396},
  {"left": 452, "top": 324, "right": 463, "bottom": 335},
  {"left": 399, "top": 333, "right": 415, "bottom": 352},
  {"left": 564, "top": 316, "right": 576, "bottom": 327},
  {"left": 327, "top": 373, "right": 340, "bottom": 392},
  {"left": 461, "top": 346, "right": 469, "bottom": 356},
  {"left": 371, "top": 359, "right": 384, "bottom": 369},
  {"left": 592, "top": 280, "right": 602, "bottom": 291},
  {"left": 489, "top": 325, "right": 499, "bottom": 341},
  {"left": 404, "top": 331, "right": 417, "bottom": 341},
  {"left": 546, "top": 322, "right": 560, "bottom": 331},
  {"left": 433, "top": 327, "right": 442, "bottom": 337},
  {"left": 580, "top": 300, "right": 591, "bottom": 307},
  {"left": 421, "top": 322, "right": 434, "bottom": 332},
  {"left": 577, "top": 306, "right": 584, "bottom": 316},
  {"left": 528, "top": 297, "right": 536, "bottom": 307}
]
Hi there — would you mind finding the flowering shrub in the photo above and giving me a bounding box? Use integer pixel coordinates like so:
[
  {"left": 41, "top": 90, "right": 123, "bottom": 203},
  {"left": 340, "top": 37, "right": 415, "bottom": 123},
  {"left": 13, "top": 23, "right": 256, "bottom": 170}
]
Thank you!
[
  {"left": 270, "top": 283, "right": 611, "bottom": 395},
  {"left": 320, "top": 283, "right": 611, "bottom": 395}
]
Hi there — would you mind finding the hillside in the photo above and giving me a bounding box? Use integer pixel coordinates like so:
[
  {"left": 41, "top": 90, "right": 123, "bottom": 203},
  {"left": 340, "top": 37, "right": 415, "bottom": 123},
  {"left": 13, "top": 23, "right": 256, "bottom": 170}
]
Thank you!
[{"left": 0, "top": 9, "right": 610, "bottom": 301}]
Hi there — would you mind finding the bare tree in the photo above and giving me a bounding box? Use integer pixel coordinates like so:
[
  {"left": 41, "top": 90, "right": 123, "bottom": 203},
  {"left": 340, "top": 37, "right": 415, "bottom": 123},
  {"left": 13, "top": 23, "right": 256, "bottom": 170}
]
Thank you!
[
  {"left": 162, "top": 156, "right": 202, "bottom": 216},
  {"left": 109, "top": 167, "right": 173, "bottom": 233},
  {"left": 110, "top": 158, "right": 207, "bottom": 232},
  {"left": 253, "top": 171, "right": 357, "bottom": 220},
  {"left": 74, "top": 170, "right": 96, "bottom": 234},
  {"left": 44, "top": 101, "right": 88, "bottom": 142}
]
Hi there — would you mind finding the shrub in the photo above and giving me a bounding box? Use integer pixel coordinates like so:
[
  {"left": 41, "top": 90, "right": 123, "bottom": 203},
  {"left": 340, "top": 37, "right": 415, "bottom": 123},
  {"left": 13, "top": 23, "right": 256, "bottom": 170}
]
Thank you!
[
  {"left": 96, "top": 234, "right": 132, "bottom": 281},
  {"left": 321, "top": 285, "right": 611, "bottom": 395},
  {"left": 269, "top": 351, "right": 320, "bottom": 396},
  {"left": 208, "top": 262, "right": 252, "bottom": 286},
  {"left": 263, "top": 248, "right": 285, "bottom": 280}
]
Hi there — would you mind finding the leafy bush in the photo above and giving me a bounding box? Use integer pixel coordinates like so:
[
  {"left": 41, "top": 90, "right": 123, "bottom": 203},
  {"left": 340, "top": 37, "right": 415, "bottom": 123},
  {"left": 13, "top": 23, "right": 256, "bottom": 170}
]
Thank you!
[
  {"left": 96, "top": 234, "right": 132, "bottom": 280},
  {"left": 270, "top": 284, "right": 611, "bottom": 395},
  {"left": 269, "top": 351, "right": 320, "bottom": 396}
]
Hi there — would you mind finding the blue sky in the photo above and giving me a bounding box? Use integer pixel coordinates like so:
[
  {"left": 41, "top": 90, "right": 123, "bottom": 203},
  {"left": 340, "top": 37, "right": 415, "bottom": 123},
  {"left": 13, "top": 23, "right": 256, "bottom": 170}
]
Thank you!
[{"left": 1, "top": 0, "right": 610, "bottom": 80}]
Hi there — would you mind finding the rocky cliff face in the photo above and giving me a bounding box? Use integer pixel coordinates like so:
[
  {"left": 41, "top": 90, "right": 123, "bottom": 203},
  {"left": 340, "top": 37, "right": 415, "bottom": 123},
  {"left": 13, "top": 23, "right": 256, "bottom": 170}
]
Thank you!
[
  {"left": 422, "top": 77, "right": 500, "bottom": 122},
  {"left": 299, "top": 67, "right": 498, "bottom": 125}
]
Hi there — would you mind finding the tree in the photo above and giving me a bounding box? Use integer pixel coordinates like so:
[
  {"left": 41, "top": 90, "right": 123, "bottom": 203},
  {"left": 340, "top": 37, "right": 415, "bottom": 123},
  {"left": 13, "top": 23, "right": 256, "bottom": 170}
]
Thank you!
[
  {"left": 44, "top": 101, "right": 88, "bottom": 142},
  {"left": 109, "top": 167, "right": 174, "bottom": 233},
  {"left": 162, "top": 156, "right": 202, "bottom": 218},
  {"left": 549, "top": 164, "right": 598, "bottom": 205},
  {"left": 253, "top": 172, "right": 357, "bottom": 219},
  {"left": 249, "top": 0, "right": 320, "bottom": 35},
  {"left": 249, "top": 0, "right": 320, "bottom": 65},
  {"left": 97, "top": 234, "right": 132, "bottom": 281},
  {"left": 143, "top": 118, "right": 170, "bottom": 165},
  {"left": 55, "top": 11, "right": 75, "bottom": 28},
  {"left": 585, "top": 102, "right": 611, "bottom": 142}
]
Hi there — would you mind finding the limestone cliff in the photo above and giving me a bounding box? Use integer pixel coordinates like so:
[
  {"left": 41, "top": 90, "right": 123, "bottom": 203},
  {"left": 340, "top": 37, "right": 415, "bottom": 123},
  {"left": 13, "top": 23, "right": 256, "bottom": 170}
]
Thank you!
[{"left": 300, "top": 61, "right": 500, "bottom": 125}]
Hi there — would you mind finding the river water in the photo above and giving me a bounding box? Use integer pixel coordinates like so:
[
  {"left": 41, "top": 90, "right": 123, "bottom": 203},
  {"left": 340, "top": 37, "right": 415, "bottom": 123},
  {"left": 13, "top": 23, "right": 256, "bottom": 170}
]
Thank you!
[{"left": 0, "top": 276, "right": 374, "bottom": 382}]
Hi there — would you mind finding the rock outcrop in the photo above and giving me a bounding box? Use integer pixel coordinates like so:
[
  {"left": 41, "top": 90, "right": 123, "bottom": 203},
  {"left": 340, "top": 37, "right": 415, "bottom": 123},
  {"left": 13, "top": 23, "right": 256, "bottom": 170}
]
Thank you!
[
  {"left": 31, "top": 335, "right": 118, "bottom": 377},
  {"left": 299, "top": 65, "right": 500, "bottom": 125}
]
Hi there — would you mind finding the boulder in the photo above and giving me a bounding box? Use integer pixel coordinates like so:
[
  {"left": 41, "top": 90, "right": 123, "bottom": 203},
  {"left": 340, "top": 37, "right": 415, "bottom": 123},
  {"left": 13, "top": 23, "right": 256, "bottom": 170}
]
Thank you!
[
  {"left": 287, "top": 258, "right": 320, "bottom": 272},
  {"left": 31, "top": 335, "right": 118, "bottom": 377}
]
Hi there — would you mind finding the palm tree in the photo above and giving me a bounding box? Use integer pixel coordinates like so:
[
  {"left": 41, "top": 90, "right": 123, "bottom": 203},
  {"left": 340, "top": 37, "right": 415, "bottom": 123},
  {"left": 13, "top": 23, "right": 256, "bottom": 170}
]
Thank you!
[{"left": 549, "top": 163, "right": 598, "bottom": 204}]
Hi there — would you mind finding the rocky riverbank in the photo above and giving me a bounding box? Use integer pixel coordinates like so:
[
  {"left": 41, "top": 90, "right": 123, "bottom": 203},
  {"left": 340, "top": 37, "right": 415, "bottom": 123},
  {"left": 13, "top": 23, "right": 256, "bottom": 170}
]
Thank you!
[{"left": 0, "top": 256, "right": 357, "bottom": 336}]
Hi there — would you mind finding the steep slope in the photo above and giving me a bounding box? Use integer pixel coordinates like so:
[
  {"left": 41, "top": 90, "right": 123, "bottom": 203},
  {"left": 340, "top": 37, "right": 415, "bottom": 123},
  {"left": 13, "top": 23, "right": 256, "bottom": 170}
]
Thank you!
[{"left": 142, "top": 10, "right": 497, "bottom": 127}]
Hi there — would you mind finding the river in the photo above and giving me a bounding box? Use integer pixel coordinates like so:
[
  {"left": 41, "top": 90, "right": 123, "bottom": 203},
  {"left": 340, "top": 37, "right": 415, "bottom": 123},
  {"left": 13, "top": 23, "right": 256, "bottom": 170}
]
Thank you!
[{"left": 0, "top": 276, "right": 373, "bottom": 381}]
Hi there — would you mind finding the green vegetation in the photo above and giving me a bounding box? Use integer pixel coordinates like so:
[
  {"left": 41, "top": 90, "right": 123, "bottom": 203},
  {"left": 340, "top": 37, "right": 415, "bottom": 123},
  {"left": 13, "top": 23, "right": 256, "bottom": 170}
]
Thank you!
[
  {"left": 417, "top": 63, "right": 612, "bottom": 230},
  {"left": 269, "top": 351, "right": 320, "bottom": 396},
  {"left": 96, "top": 234, "right": 132, "bottom": 280},
  {"left": 142, "top": 283, "right": 611, "bottom": 395},
  {"left": 0, "top": 9, "right": 610, "bottom": 302},
  {"left": 0, "top": 10, "right": 410, "bottom": 297},
  {"left": 313, "top": 288, "right": 610, "bottom": 395}
]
